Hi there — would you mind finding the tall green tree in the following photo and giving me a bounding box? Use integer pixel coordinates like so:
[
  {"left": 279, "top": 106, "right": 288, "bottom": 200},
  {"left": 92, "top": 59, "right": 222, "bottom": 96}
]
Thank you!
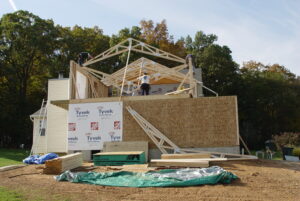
[
  {"left": 185, "top": 31, "right": 240, "bottom": 95},
  {"left": 0, "top": 10, "right": 59, "bottom": 147},
  {"left": 238, "top": 61, "right": 300, "bottom": 148}
]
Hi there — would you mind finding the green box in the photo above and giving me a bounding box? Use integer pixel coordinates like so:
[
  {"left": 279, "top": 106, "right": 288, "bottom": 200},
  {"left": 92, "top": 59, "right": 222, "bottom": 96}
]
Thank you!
[{"left": 93, "top": 151, "right": 146, "bottom": 166}]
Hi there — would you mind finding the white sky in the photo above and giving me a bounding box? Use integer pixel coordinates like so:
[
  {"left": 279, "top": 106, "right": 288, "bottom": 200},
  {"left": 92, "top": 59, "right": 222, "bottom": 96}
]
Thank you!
[{"left": 1, "top": 0, "right": 299, "bottom": 75}]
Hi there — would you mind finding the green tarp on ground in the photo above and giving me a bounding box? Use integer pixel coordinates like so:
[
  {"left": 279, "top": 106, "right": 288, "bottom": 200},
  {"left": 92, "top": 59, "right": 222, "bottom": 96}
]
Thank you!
[{"left": 55, "top": 166, "right": 238, "bottom": 188}]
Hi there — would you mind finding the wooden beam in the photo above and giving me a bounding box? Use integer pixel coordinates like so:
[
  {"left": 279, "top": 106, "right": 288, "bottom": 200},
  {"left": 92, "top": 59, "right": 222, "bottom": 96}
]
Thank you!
[
  {"left": 126, "top": 106, "right": 183, "bottom": 154},
  {"left": 151, "top": 160, "right": 209, "bottom": 168},
  {"left": 152, "top": 158, "right": 227, "bottom": 162},
  {"left": 84, "top": 38, "right": 185, "bottom": 67},
  {"left": 161, "top": 153, "right": 211, "bottom": 159},
  {"left": 43, "top": 153, "right": 83, "bottom": 174}
]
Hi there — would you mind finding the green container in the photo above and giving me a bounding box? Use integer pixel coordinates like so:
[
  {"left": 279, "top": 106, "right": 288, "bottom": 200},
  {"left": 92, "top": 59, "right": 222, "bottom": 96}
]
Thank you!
[{"left": 93, "top": 151, "right": 146, "bottom": 166}]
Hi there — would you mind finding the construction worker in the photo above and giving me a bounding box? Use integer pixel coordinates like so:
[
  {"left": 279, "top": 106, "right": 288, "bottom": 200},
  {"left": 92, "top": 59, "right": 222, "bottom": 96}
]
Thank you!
[
  {"left": 137, "top": 72, "right": 151, "bottom": 95},
  {"left": 78, "top": 52, "right": 93, "bottom": 66}
]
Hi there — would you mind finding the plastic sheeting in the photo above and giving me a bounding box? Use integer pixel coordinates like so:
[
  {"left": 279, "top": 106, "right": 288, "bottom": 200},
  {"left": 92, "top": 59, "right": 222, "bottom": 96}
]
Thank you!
[
  {"left": 23, "top": 153, "right": 58, "bottom": 164},
  {"left": 55, "top": 166, "right": 238, "bottom": 188}
]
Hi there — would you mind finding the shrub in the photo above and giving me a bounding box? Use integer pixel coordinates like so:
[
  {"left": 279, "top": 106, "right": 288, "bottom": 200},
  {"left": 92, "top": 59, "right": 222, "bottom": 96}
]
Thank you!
[
  {"left": 272, "top": 132, "right": 300, "bottom": 150},
  {"left": 293, "top": 147, "right": 300, "bottom": 157}
]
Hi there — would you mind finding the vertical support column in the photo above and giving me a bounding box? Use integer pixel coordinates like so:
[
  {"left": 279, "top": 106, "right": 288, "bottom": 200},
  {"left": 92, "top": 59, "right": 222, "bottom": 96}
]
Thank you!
[
  {"left": 188, "top": 57, "right": 196, "bottom": 97},
  {"left": 197, "top": 67, "right": 204, "bottom": 97},
  {"left": 69, "top": 60, "right": 76, "bottom": 99}
]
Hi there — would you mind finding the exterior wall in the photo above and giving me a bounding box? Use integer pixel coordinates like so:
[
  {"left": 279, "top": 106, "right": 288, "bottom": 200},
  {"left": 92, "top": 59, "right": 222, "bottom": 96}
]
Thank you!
[
  {"left": 32, "top": 118, "right": 47, "bottom": 154},
  {"left": 46, "top": 79, "right": 69, "bottom": 153},
  {"left": 123, "top": 96, "right": 240, "bottom": 149}
]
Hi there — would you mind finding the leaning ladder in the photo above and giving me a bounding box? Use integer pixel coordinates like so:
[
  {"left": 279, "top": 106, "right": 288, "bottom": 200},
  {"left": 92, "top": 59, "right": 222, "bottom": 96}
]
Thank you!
[{"left": 29, "top": 99, "right": 48, "bottom": 156}]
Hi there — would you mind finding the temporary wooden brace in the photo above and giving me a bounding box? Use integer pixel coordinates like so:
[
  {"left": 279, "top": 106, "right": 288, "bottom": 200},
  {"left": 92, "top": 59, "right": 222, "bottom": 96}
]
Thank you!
[
  {"left": 165, "top": 87, "right": 192, "bottom": 95},
  {"left": 239, "top": 135, "right": 251, "bottom": 155},
  {"left": 120, "top": 38, "right": 132, "bottom": 97},
  {"left": 43, "top": 153, "right": 83, "bottom": 174},
  {"left": 126, "top": 106, "right": 183, "bottom": 154}
]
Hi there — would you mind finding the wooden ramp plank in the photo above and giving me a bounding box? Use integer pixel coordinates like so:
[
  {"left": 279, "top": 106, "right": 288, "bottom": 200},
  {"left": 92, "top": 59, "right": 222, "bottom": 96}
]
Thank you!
[
  {"left": 151, "top": 160, "right": 209, "bottom": 168},
  {"left": 152, "top": 158, "right": 227, "bottom": 162},
  {"left": 161, "top": 153, "right": 211, "bottom": 159}
]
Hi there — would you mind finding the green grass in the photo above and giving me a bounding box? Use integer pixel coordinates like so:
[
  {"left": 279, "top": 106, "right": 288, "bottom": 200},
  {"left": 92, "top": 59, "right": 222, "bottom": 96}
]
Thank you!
[
  {"left": 0, "top": 149, "right": 28, "bottom": 167},
  {"left": 0, "top": 187, "right": 72, "bottom": 201},
  {"left": 0, "top": 187, "right": 24, "bottom": 201}
]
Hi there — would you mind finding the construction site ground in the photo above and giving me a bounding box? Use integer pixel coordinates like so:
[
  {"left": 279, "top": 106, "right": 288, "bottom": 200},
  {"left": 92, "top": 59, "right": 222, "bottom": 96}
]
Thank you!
[{"left": 0, "top": 159, "right": 299, "bottom": 201}]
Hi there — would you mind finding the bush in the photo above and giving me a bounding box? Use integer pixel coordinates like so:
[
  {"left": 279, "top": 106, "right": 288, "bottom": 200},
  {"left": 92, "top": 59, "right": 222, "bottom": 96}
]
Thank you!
[
  {"left": 293, "top": 147, "right": 300, "bottom": 157},
  {"left": 272, "top": 132, "right": 300, "bottom": 150}
]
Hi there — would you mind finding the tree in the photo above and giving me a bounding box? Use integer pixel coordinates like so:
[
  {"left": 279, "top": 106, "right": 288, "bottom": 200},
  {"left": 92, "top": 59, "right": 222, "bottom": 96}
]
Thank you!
[
  {"left": 185, "top": 31, "right": 239, "bottom": 95},
  {"left": 140, "top": 20, "right": 186, "bottom": 59},
  {"left": 238, "top": 61, "right": 300, "bottom": 148},
  {"left": 52, "top": 25, "right": 110, "bottom": 75},
  {"left": 0, "top": 10, "right": 60, "bottom": 147}
]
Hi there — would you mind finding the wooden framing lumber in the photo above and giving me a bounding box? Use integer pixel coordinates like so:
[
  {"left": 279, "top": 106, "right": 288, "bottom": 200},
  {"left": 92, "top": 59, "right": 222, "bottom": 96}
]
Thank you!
[
  {"left": 43, "top": 153, "right": 83, "bottom": 174},
  {"left": 152, "top": 158, "right": 227, "bottom": 162},
  {"left": 161, "top": 153, "right": 211, "bottom": 159},
  {"left": 50, "top": 94, "right": 190, "bottom": 110},
  {"left": 84, "top": 38, "right": 186, "bottom": 66},
  {"left": 0, "top": 165, "right": 26, "bottom": 172},
  {"left": 126, "top": 106, "right": 183, "bottom": 154},
  {"left": 151, "top": 160, "right": 209, "bottom": 168},
  {"left": 180, "top": 149, "right": 258, "bottom": 160}
]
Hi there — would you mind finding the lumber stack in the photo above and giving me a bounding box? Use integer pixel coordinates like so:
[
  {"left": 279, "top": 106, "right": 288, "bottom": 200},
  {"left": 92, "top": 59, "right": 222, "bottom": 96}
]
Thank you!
[
  {"left": 151, "top": 158, "right": 228, "bottom": 168},
  {"left": 43, "top": 152, "right": 83, "bottom": 174},
  {"left": 151, "top": 152, "right": 257, "bottom": 168}
]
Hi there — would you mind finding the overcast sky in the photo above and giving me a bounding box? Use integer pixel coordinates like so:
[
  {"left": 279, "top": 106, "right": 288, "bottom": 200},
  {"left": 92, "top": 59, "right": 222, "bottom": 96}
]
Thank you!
[{"left": 1, "top": 0, "right": 299, "bottom": 75}]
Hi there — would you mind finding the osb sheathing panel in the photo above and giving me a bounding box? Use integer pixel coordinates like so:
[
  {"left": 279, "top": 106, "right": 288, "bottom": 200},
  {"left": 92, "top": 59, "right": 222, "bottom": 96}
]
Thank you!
[{"left": 123, "top": 96, "right": 239, "bottom": 149}]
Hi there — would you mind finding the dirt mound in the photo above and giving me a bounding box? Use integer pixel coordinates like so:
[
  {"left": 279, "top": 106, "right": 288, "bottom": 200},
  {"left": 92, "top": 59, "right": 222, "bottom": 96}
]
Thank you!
[{"left": 0, "top": 160, "right": 299, "bottom": 201}]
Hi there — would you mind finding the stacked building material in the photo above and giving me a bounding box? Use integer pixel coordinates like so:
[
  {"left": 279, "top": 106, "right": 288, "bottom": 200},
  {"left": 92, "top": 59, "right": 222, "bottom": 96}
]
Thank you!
[
  {"left": 43, "top": 152, "right": 83, "bottom": 174},
  {"left": 93, "top": 151, "right": 146, "bottom": 166}
]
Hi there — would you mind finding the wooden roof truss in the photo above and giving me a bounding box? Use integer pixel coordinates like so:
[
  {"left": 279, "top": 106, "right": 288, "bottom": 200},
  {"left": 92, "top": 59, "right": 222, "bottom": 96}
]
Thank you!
[{"left": 69, "top": 38, "right": 218, "bottom": 99}]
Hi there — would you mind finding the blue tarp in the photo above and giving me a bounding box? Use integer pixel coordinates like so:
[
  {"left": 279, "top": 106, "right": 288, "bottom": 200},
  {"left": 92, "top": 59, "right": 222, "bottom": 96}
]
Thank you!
[{"left": 23, "top": 153, "right": 58, "bottom": 164}]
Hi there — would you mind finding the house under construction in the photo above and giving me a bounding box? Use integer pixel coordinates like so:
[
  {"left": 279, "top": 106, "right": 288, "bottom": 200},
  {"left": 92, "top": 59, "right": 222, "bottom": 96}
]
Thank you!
[{"left": 30, "top": 38, "right": 240, "bottom": 160}]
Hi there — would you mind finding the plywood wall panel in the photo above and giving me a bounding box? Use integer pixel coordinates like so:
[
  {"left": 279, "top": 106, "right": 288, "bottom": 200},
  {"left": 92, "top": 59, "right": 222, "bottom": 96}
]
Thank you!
[{"left": 123, "top": 96, "right": 239, "bottom": 149}]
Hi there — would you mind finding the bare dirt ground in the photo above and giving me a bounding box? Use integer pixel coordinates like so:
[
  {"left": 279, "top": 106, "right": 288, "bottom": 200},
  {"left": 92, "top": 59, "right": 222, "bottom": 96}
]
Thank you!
[{"left": 0, "top": 160, "right": 300, "bottom": 201}]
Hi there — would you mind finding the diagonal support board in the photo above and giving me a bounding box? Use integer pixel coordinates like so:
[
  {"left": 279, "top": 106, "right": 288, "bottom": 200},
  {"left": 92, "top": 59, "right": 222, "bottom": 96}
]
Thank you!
[{"left": 126, "top": 106, "right": 184, "bottom": 154}]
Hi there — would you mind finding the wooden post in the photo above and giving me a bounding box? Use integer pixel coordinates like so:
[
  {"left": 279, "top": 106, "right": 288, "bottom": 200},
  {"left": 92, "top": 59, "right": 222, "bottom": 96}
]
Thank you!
[
  {"left": 197, "top": 67, "right": 204, "bottom": 97},
  {"left": 69, "top": 60, "right": 76, "bottom": 99},
  {"left": 188, "top": 57, "right": 196, "bottom": 97}
]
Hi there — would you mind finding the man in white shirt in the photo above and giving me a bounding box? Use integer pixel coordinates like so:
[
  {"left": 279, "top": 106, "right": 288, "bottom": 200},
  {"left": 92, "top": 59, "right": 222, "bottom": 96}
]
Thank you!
[{"left": 138, "top": 72, "right": 150, "bottom": 95}]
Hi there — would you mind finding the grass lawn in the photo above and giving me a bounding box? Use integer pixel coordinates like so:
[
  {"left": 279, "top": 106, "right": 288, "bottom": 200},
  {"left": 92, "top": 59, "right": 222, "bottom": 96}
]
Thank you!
[
  {"left": 0, "top": 187, "right": 24, "bottom": 201},
  {"left": 0, "top": 149, "right": 28, "bottom": 167},
  {"left": 0, "top": 187, "right": 71, "bottom": 201}
]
